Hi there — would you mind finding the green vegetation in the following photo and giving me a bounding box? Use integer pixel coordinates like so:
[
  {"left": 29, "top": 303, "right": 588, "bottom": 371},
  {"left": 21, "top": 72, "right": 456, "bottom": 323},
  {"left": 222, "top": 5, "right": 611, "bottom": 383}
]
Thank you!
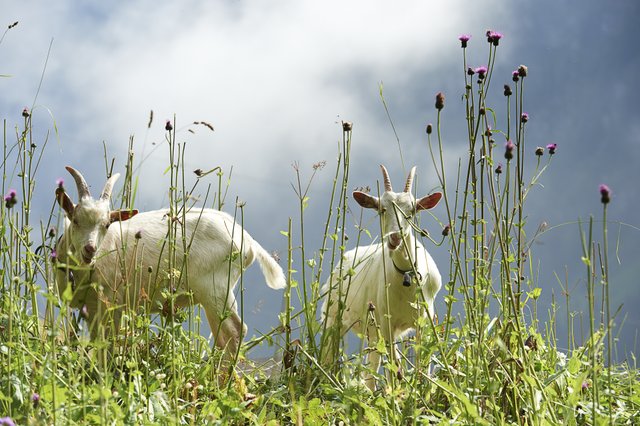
[{"left": 1, "top": 31, "right": 638, "bottom": 425}]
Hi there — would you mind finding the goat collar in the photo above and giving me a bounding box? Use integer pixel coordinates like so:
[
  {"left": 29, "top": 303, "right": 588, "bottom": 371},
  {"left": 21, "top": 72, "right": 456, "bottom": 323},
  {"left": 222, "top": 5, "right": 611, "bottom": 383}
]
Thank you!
[{"left": 391, "top": 258, "right": 422, "bottom": 286}]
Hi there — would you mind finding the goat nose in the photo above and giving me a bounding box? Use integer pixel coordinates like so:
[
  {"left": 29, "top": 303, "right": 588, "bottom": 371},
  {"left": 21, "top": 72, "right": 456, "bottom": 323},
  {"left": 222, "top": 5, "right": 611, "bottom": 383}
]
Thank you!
[{"left": 84, "top": 244, "right": 96, "bottom": 255}]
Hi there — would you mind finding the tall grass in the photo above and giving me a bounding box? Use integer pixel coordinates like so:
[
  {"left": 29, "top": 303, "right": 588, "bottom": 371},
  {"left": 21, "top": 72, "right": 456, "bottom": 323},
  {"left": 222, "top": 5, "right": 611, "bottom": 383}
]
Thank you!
[{"left": 1, "top": 32, "right": 638, "bottom": 425}]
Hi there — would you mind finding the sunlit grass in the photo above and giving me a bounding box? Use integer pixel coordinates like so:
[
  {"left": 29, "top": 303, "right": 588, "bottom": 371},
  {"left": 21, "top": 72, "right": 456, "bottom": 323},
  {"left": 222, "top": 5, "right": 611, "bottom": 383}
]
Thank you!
[{"left": 1, "top": 30, "right": 639, "bottom": 425}]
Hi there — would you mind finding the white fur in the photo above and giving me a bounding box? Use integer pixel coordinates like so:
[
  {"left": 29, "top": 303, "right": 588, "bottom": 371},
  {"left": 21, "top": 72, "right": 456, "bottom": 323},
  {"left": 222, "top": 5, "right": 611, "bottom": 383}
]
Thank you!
[
  {"left": 55, "top": 167, "right": 286, "bottom": 356},
  {"left": 321, "top": 166, "right": 442, "bottom": 389}
]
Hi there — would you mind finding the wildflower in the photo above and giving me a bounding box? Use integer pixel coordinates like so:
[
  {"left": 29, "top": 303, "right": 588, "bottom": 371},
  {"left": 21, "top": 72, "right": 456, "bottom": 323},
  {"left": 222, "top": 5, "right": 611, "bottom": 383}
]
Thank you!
[
  {"left": 581, "top": 381, "right": 591, "bottom": 392},
  {"left": 442, "top": 224, "right": 451, "bottom": 237},
  {"left": 426, "top": 124, "right": 433, "bottom": 134},
  {"left": 3, "top": 189, "right": 17, "bottom": 209},
  {"left": 599, "top": 184, "right": 611, "bottom": 204},
  {"left": 80, "top": 305, "right": 89, "bottom": 320},
  {"left": 0, "top": 417, "right": 15, "bottom": 426},
  {"left": 546, "top": 143, "right": 557, "bottom": 155},
  {"left": 504, "top": 140, "right": 515, "bottom": 160},
  {"left": 518, "top": 64, "right": 528, "bottom": 77},
  {"left": 512, "top": 70, "right": 520, "bottom": 82},
  {"left": 342, "top": 121, "right": 353, "bottom": 132},
  {"left": 486, "top": 30, "right": 503, "bottom": 46},
  {"left": 50, "top": 250, "right": 57, "bottom": 262},
  {"left": 521, "top": 112, "right": 529, "bottom": 123},
  {"left": 31, "top": 392, "right": 40, "bottom": 408},
  {"left": 22, "top": 107, "right": 30, "bottom": 118},
  {"left": 458, "top": 34, "right": 471, "bottom": 48},
  {"left": 535, "top": 146, "right": 544, "bottom": 156},
  {"left": 165, "top": 120, "right": 173, "bottom": 131},
  {"left": 504, "top": 84, "right": 512, "bottom": 96},
  {"left": 56, "top": 178, "right": 64, "bottom": 189},
  {"left": 435, "top": 92, "right": 445, "bottom": 110},
  {"left": 495, "top": 163, "right": 503, "bottom": 174},
  {"left": 474, "top": 66, "right": 488, "bottom": 79}
]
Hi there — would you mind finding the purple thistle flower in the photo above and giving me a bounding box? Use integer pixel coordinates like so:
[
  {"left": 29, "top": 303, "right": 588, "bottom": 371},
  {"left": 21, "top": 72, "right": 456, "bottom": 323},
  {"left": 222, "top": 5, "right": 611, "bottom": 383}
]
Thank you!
[
  {"left": 521, "top": 112, "right": 529, "bottom": 123},
  {"left": 599, "top": 184, "right": 611, "bottom": 204},
  {"left": 56, "top": 178, "right": 64, "bottom": 189},
  {"left": 4, "top": 189, "right": 17, "bottom": 209},
  {"left": 512, "top": 70, "right": 520, "bottom": 82},
  {"left": 80, "top": 304, "right": 89, "bottom": 320},
  {"left": 31, "top": 392, "right": 40, "bottom": 407},
  {"left": 22, "top": 107, "right": 30, "bottom": 118},
  {"left": 504, "top": 140, "right": 515, "bottom": 160},
  {"left": 0, "top": 417, "right": 15, "bottom": 426},
  {"left": 487, "top": 30, "right": 503, "bottom": 46},
  {"left": 475, "top": 66, "right": 488, "bottom": 78},
  {"left": 458, "top": 34, "right": 471, "bottom": 48},
  {"left": 50, "top": 249, "right": 57, "bottom": 262},
  {"left": 546, "top": 143, "right": 557, "bottom": 155}
]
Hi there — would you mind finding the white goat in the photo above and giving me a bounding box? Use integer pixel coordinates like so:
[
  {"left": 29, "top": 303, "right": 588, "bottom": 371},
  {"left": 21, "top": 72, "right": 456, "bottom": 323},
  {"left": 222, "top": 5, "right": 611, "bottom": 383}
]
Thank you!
[
  {"left": 55, "top": 166, "right": 286, "bottom": 356},
  {"left": 321, "top": 165, "right": 442, "bottom": 389}
]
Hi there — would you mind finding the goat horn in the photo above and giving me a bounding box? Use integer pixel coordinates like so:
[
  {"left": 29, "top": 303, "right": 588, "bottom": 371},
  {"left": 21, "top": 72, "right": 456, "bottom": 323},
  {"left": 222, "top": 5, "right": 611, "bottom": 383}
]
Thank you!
[
  {"left": 380, "top": 165, "right": 393, "bottom": 192},
  {"left": 65, "top": 166, "right": 91, "bottom": 199},
  {"left": 100, "top": 173, "right": 121, "bottom": 201},
  {"left": 404, "top": 166, "right": 416, "bottom": 193}
]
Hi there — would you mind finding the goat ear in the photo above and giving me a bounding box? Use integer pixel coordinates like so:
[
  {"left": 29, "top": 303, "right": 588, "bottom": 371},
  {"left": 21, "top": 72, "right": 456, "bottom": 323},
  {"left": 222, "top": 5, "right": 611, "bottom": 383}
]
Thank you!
[
  {"left": 416, "top": 192, "right": 442, "bottom": 211},
  {"left": 110, "top": 209, "right": 139, "bottom": 223},
  {"left": 353, "top": 191, "right": 379, "bottom": 210},
  {"left": 55, "top": 187, "right": 75, "bottom": 218}
]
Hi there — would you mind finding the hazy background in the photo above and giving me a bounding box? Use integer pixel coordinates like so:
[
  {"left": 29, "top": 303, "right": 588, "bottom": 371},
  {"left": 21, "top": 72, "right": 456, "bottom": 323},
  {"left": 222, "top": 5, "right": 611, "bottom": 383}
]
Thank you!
[{"left": 2, "top": 1, "right": 638, "bottom": 360}]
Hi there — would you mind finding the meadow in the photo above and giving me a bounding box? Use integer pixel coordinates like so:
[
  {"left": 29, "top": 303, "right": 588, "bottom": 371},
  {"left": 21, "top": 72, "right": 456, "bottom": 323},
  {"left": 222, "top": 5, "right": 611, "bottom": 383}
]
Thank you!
[{"left": 1, "top": 31, "right": 639, "bottom": 425}]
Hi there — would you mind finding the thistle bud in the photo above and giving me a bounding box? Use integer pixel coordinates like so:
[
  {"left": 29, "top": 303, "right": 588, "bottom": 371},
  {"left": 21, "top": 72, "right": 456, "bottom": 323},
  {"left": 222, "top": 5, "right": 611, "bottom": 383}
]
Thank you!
[
  {"left": 435, "top": 92, "right": 445, "bottom": 110},
  {"left": 504, "top": 84, "right": 512, "bottom": 96},
  {"left": 426, "top": 124, "right": 433, "bottom": 134},
  {"left": 599, "top": 184, "right": 611, "bottom": 204},
  {"left": 342, "top": 121, "right": 353, "bottom": 132}
]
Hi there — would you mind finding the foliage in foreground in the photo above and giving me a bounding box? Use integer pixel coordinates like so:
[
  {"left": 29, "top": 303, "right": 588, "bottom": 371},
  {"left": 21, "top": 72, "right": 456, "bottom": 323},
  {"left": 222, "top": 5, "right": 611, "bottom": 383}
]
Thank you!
[{"left": 1, "top": 30, "right": 639, "bottom": 425}]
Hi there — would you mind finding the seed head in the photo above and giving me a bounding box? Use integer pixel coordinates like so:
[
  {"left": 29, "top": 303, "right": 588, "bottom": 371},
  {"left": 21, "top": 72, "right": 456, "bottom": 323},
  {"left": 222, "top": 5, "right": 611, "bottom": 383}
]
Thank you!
[
  {"left": 458, "top": 34, "right": 471, "bottom": 48},
  {"left": 48, "top": 227, "right": 56, "bottom": 238},
  {"left": 495, "top": 163, "right": 503, "bottom": 174},
  {"left": 165, "top": 120, "right": 173, "bottom": 131},
  {"left": 467, "top": 67, "right": 475, "bottom": 76},
  {"left": 435, "top": 92, "right": 445, "bottom": 110},
  {"left": 442, "top": 224, "right": 451, "bottom": 237},
  {"left": 504, "top": 84, "right": 512, "bottom": 96},
  {"left": 342, "top": 121, "right": 353, "bottom": 132},
  {"left": 135, "top": 229, "right": 143, "bottom": 239},
  {"left": 535, "top": 146, "right": 544, "bottom": 156},
  {"left": 599, "top": 184, "right": 611, "bottom": 204},
  {"left": 518, "top": 64, "right": 528, "bottom": 77}
]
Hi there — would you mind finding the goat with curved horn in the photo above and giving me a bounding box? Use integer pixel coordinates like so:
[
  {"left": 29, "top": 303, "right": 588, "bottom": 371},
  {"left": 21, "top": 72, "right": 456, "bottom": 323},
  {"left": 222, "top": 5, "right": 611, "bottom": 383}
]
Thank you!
[{"left": 322, "top": 164, "right": 442, "bottom": 390}]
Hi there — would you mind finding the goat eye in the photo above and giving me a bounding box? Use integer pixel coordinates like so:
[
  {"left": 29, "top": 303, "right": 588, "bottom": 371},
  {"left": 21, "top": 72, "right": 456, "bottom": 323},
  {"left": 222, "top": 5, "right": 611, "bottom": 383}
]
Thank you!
[
  {"left": 72, "top": 219, "right": 79, "bottom": 225},
  {"left": 105, "top": 223, "right": 110, "bottom": 230}
]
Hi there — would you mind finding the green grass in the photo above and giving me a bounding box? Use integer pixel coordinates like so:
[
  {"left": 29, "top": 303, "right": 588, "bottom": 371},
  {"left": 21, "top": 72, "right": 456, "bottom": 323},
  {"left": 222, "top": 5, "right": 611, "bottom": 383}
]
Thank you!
[{"left": 1, "top": 33, "right": 639, "bottom": 425}]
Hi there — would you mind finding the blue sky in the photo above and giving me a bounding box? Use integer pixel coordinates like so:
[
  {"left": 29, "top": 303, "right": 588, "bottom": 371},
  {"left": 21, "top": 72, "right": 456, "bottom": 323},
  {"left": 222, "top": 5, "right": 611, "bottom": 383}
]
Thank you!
[{"left": 2, "top": 1, "right": 639, "bottom": 358}]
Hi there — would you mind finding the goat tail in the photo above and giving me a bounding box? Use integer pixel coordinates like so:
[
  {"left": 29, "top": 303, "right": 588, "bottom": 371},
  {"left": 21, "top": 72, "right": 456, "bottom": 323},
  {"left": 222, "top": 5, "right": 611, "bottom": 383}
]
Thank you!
[{"left": 251, "top": 240, "right": 287, "bottom": 289}]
